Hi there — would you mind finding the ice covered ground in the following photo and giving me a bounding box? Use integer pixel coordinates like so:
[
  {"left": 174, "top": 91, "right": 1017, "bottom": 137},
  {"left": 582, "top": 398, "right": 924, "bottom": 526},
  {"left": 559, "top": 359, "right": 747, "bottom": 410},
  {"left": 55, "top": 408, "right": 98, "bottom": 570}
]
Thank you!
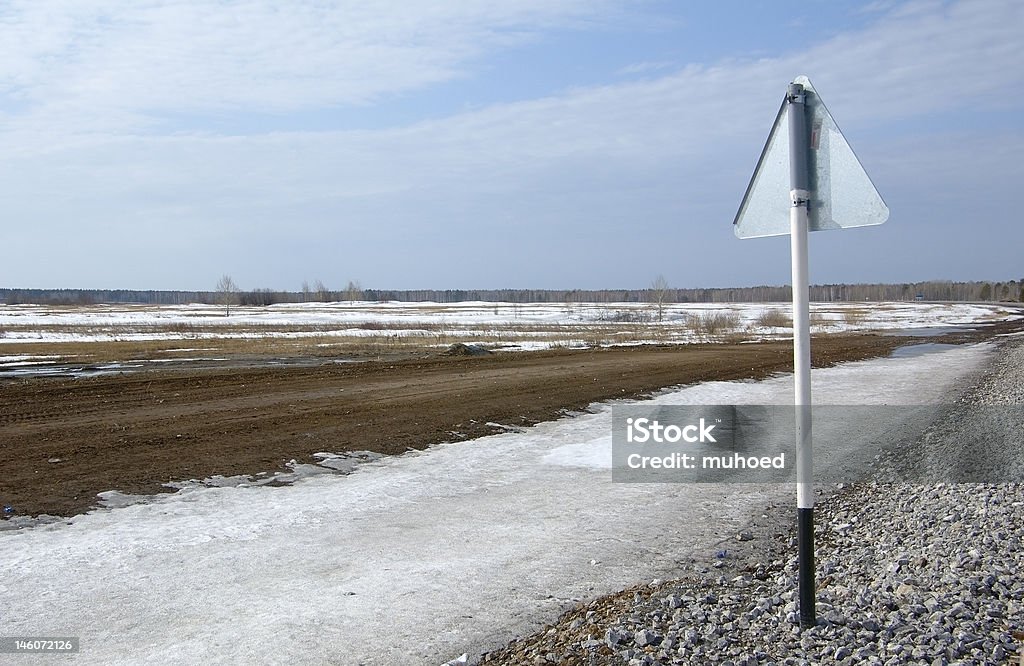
[
  {"left": 0, "top": 342, "right": 993, "bottom": 665},
  {"left": 0, "top": 300, "right": 1010, "bottom": 346}
]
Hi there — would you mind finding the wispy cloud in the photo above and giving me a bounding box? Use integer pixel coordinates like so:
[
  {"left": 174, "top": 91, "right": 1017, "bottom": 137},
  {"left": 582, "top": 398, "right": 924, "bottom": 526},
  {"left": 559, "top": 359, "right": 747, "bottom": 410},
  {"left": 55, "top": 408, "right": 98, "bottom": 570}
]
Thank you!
[
  {"left": 0, "top": 0, "right": 1021, "bottom": 288},
  {"left": 616, "top": 60, "right": 677, "bottom": 76},
  {"left": 0, "top": 0, "right": 613, "bottom": 134}
]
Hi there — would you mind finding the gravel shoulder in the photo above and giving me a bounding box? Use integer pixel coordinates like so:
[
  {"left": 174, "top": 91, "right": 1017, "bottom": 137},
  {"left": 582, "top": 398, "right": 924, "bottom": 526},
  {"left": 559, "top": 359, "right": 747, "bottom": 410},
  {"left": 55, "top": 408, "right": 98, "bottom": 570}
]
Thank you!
[{"left": 477, "top": 335, "right": 1024, "bottom": 666}]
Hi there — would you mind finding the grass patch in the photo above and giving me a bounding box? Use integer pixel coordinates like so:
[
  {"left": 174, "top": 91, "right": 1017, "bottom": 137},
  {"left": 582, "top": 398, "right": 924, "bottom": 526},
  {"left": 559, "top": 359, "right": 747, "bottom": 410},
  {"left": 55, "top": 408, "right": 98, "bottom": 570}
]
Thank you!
[
  {"left": 809, "top": 312, "right": 835, "bottom": 329},
  {"left": 841, "top": 308, "right": 870, "bottom": 326},
  {"left": 684, "top": 311, "right": 742, "bottom": 341},
  {"left": 755, "top": 309, "right": 792, "bottom": 328}
]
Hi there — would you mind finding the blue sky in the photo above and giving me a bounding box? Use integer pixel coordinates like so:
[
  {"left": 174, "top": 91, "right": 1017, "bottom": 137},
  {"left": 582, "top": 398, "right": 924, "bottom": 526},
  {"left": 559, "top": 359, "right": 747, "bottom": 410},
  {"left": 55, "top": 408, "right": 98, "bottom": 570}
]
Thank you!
[{"left": 1, "top": 0, "right": 1021, "bottom": 292}]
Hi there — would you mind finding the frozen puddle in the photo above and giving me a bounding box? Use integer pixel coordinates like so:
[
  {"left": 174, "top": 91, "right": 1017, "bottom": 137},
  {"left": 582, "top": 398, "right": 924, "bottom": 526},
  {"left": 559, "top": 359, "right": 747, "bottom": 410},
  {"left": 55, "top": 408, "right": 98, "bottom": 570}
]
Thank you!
[
  {"left": 0, "top": 343, "right": 992, "bottom": 665},
  {"left": 889, "top": 342, "right": 960, "bottom": 359}
]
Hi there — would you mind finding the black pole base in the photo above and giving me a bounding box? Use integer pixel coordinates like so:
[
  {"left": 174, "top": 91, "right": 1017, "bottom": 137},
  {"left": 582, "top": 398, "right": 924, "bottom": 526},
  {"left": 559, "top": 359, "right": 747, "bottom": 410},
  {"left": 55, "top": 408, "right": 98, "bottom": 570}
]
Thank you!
[{"left": 798, "top": 507, "right": 816, "bottom": 629}]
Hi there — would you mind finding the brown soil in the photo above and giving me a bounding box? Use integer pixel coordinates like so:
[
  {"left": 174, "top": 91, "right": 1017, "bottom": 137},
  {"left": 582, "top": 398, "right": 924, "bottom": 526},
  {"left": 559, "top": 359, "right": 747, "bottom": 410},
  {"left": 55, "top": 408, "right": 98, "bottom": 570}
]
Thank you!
[{"left": 2, "top": 319, "right": 1020, "bottom": 520}]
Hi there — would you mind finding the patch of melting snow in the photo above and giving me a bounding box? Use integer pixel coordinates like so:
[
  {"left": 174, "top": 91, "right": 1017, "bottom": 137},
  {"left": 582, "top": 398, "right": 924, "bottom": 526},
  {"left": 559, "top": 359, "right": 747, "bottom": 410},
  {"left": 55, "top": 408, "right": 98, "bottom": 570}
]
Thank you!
[
  {"left": 160, "top": 451, "right": 387, "bottom": 494},
  {"left": 0, "top": 514, "right": 69, "bottom": 532},
  {"left": 129, "top": 357, "right": 229, "bottom": 364},
  {"left": 0, "top": 366, "right": 81, "bottom": 378},
  {"left": 889, "top": 342, "right": 960, "bottom": 358},
  {"left": 0, "top": 453, "right": 391, "bottom": 530},
  {"left": 314, "top": 451, "right": 385, "bottom": 472},
  {"left": 0, "top": 354, "right": 62, "bottom": 366},
  {"left": 96, "top": 490, "right": 157, "bottom": 509},
  {"left": 881, "top": 325, "right": 975, "bottom": 337},
  {"left": 485, "top": 422, "right": 527, "bottom": 433}
]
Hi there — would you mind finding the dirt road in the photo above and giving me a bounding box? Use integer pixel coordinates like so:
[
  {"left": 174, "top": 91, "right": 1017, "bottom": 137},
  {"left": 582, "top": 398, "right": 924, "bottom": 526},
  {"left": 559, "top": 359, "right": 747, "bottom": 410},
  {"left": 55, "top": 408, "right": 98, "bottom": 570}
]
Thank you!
[{"left": 1, "top": 322, "right": 1018, "bottom": 520}]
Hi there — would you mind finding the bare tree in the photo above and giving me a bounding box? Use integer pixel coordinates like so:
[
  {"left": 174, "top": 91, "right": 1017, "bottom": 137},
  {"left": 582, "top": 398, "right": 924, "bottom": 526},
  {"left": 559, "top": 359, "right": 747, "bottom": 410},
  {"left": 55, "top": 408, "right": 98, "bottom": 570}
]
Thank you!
[
  {"left": 564, "top": 289, "right": 578, "bottom": 316},
  {"left": 301, "top": 280, "right": 312, "bottom": 303},
  {"left": 314, "top": 279, "right": 331, "bottom": 303},
  {"left": 344, "top": 280, "right": 363, "bottom": 302},
  {"left": 216, "top": 274, "right": 239, "bottom": 316},
  {"left": 649, "top": 274, "right": 671, "bottom": 322}
]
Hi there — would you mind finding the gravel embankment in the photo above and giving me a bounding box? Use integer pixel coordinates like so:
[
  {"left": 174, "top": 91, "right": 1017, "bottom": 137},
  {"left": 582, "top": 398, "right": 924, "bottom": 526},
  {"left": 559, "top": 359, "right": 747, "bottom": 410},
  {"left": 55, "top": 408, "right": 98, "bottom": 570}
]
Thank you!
[{"left": 476, "top": 338, "right": 1024, "bottom": 665}]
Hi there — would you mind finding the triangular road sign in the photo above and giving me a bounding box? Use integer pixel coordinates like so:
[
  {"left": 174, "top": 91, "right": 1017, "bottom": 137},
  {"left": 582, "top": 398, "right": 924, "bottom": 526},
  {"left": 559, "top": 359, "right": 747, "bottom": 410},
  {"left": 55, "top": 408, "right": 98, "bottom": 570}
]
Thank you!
[{"left": 734, "top": 76, "right": 889, "bottom": 239}]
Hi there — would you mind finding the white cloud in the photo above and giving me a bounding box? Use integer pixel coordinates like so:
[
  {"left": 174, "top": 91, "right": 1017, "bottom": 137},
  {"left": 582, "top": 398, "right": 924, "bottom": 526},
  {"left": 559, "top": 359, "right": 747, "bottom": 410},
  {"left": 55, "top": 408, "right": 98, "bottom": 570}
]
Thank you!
[
  {"left": 616, "top": 60, "right": 677, "bottom": 76},
  {"left": 795, "top": 0, "right": 1024, "bottom": 121},
  {"left": 0, "top": 0, "right": 1021, "bottom": 288},
  {"left": 0, "top": 0, "right": 612, "bottom": 135}
]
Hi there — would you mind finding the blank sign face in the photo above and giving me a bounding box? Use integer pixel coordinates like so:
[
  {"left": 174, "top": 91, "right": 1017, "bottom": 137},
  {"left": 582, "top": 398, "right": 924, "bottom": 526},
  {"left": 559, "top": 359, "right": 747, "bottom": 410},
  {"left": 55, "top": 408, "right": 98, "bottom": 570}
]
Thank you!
[{"left": 734, "top": 76, "right": 889, "bottom": 239}]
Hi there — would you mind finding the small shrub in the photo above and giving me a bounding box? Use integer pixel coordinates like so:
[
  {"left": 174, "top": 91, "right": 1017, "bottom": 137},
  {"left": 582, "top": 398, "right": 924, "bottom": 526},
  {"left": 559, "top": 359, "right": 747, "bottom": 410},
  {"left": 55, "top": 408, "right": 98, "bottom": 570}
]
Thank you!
[
  {"left": 809, "top": 312, "right": 834, "bottom": 329},
  {"left": 755, "top": 309, "right": 792, "bottom": 328},
  {"left": 685, "top": 311, "right": 742, "bottom": 341},
  {"left": 842, "top": 308, "right": 868, "bottom": 326},
  {"left": 166, "top": 322, "right": 202, "bottom": 339},
  {"left": 723, "top": 331, "right": 753, "bottom": 344},
  {"left": 594, "top": 309, "right": 653, "bottom": 323}
]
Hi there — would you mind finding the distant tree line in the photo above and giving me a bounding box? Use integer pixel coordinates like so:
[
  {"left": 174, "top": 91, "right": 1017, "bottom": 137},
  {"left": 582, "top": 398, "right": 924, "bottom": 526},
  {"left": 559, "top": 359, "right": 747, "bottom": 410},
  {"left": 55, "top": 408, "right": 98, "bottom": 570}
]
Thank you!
[{"left": 1, "top": 279, "right": 1021, "bottom": 307}]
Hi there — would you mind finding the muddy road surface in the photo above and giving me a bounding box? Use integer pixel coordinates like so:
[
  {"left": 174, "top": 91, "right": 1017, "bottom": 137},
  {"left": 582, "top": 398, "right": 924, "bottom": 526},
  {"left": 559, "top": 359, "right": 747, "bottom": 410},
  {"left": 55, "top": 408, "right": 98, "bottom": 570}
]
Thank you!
[{"left": 2, "top": 321, "right": 1019, "bottom": 520}]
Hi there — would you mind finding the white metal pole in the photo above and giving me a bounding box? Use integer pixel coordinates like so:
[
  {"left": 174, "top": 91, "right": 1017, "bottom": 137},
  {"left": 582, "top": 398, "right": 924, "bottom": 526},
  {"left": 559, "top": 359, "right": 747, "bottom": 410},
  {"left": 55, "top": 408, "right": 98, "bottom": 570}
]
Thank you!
[
  {"left": 791, "top": 198, "right": 812, "bottom": 494},
  {"left": 787, "top": 82, "right": 815, "bottom": 629}
]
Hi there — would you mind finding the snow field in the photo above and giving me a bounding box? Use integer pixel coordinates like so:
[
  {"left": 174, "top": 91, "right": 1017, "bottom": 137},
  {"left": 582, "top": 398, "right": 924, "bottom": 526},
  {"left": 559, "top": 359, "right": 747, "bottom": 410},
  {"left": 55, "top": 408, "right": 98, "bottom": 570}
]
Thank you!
[{"left": 0, "top": 300, "right": 1009, "bottom": 347}]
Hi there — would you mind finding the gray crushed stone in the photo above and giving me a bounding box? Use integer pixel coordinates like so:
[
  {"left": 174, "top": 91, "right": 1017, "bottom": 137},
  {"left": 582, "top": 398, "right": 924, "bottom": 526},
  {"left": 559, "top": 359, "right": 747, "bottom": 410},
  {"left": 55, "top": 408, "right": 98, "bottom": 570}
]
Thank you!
[{"left": 476, "top": 338, "right": 1024, "bottom": 665}]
